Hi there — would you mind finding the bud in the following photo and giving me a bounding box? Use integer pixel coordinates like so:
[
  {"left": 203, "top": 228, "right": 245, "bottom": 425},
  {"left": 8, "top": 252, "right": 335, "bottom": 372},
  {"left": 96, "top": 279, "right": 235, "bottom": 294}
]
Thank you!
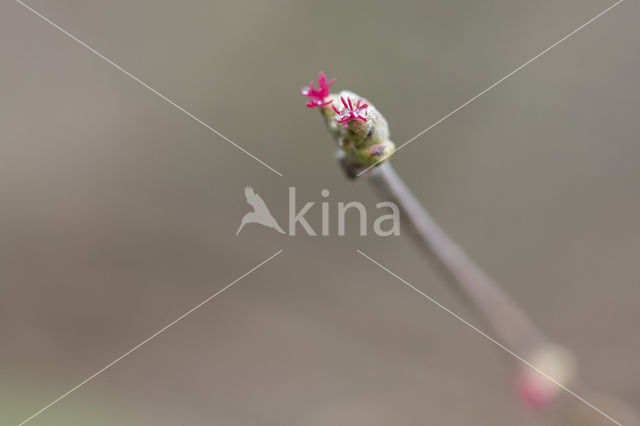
[{"left": 302, "top": 73, "right": 396, "bottom": 169}]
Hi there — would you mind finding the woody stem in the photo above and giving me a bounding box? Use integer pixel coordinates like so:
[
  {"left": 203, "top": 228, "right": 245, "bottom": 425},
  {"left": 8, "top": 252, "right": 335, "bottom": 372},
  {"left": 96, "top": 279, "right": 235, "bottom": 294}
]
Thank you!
[
  {"left": 365, "top": 161, "right": 548, "bottom": 355},
  {"left": 338, "top": 152, "right": 557, "bottom": 360}
]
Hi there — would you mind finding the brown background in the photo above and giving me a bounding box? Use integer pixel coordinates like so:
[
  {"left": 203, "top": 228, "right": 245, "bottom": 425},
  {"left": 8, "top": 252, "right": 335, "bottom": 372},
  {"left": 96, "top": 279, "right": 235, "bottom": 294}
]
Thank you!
[{"left": 1, "top": 0, "right": 638, "bottom": 424}]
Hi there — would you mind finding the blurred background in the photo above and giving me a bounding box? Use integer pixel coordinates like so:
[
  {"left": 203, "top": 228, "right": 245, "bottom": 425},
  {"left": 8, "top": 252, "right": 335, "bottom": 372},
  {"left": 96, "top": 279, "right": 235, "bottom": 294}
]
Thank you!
[{"left": 1, "top": 0, "right": 638, "bottom": 424}]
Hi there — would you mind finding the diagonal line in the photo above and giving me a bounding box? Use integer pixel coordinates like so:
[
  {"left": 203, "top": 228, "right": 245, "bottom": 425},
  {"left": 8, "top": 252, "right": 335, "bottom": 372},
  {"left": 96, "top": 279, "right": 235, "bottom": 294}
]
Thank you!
[
  {"left": 15, "top": 0, "right": 283, "bottom": 177},
  {"left": 356, "top": 249, "right": 623, "bottom": 426},
  {"left": 17, "top": 249, "right": 284, "bottom": 426},
  {"left": 357, "top": 0, "right": 625, "bottom": 176}
]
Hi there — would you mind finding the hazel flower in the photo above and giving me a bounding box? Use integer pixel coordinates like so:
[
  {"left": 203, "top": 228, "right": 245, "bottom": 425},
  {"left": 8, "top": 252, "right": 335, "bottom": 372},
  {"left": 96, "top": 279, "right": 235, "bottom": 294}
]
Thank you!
[
  {"left": 301, "top": 73, "right": 395, "bottom": 168},
  {"left": 332, "top": 97, "right": 368, "bottom": 128},
  {"left": 301, "top": 71, "right": 336, "bottom": 108}
]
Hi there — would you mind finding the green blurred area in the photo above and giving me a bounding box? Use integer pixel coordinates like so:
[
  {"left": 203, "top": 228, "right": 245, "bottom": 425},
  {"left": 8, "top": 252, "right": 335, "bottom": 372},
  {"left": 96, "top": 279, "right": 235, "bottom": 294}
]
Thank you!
[{"left": 1, "top": 378, "right": 148, "bottom": 425}]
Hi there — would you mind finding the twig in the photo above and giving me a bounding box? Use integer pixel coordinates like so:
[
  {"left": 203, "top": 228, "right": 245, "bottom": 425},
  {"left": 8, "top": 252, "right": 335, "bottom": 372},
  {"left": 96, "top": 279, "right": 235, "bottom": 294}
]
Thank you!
[
  {"left": 302, "top": 69, "right": 635, "bottom": 424},
  {"left": 368, "top": 161, "right": 546, "bottom": 354},
  {"left": 340, "top": 155, "right": 639, "bottom": 425}
]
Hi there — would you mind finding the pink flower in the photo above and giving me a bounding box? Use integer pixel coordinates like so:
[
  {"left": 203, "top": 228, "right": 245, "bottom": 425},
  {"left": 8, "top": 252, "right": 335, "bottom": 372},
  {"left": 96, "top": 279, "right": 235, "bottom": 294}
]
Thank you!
[
  {"left": 301, "top": 71, "right": 336, "bottom": 108},
  {"left": 332, "top": 97, "right": 368, "bottom": 128}
]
